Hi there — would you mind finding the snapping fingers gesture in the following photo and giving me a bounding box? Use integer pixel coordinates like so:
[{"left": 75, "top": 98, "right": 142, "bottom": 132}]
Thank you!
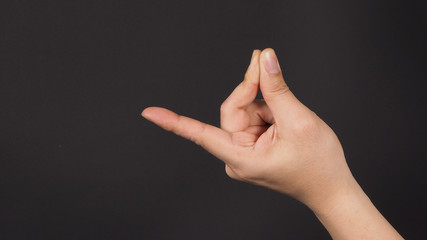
[{"left": 142, "top": 48, "right": 403, "bottom": 240}]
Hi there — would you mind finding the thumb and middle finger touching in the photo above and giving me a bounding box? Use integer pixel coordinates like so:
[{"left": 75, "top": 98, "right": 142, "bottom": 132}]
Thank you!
[
  {"left": 221, "top": 48, "right": 304, "bottom": 140},
  {"left": 220, "top": 50, "right": 261, "bottom": 133},
  {"left": 142, "top": 48, "right": 303, "bottom": 167}
]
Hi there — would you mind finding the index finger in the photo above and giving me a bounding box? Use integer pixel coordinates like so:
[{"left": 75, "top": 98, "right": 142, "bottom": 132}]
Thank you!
[{"left": 142, "top": 107, "right": 244, "bottom": 166}]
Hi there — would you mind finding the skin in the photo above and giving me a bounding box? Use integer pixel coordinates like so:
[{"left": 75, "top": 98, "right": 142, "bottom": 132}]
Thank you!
[{"left": 141, "top": 48, "right": 403, "bottom": 239}]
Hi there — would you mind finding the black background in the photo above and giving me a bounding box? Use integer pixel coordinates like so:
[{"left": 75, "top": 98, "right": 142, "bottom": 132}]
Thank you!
[{"left": 1, "top": 0, "right": 426, "bottom": 239}]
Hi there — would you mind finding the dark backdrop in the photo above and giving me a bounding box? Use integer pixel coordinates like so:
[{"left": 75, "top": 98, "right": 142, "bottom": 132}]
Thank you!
[{"left": 1, "top": 0, "right": 425, "bottom": 239}]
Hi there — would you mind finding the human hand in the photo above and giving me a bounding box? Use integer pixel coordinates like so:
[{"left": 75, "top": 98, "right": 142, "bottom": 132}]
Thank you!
[
  {"left": 142, "top": 48, "right": 402, "bottom": 239},
  {"left": 142, "top": 49, "right": 353, "bottom": 210}
]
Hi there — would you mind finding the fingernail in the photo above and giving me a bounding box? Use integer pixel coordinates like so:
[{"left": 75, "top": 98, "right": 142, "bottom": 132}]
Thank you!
[{"left": 264, "top": 50, "right": 280, "bottom": 74}]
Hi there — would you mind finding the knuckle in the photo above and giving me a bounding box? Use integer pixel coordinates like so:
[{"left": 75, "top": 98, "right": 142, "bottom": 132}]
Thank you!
[
  {"left": 265, "top": 82, "right": 290, "bottom": 100},
  {"left": 293, "top": 113, "right": 319, "bottom": 137},
  {"left": 242, "top": 74, "right": 256, "bottom": 87},
  {"left": 220, "top": 101, "right": 230, "bottom": 114},
  {"left": 243, "top": 72, "right": 250, "bottom": 82},
  {"left": 193, "top": 123, "right": 207, "bottom": 146}
]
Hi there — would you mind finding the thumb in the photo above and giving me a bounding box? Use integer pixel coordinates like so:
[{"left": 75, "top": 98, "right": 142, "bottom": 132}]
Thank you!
[{"left": 259, "top": 48, "right": 303, "bottom": 125}]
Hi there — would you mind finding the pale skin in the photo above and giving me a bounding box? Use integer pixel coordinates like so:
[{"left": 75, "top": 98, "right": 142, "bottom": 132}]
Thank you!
[{"left": 142, "top": 48, "right": 403, "bottom": 239}]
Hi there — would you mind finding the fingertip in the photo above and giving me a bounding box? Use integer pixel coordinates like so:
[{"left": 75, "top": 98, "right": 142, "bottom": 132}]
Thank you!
[
  {"left": 247, "top": 49, "right": 261, "bottom": 73},
  {"left": 252, "top": 49, "right": 261, "bottom": 56},
  {"left": 260, "top": 48, "right": 276, "bottom": 63},
  {"left": 252, "top": 49, "right": 261, "bottom": 61},
  {"left": 261, "top": 48, "right": 275, "bottom": 55},
  {"left": 141, "top": 107, "right": 155, "bottom": 120},
  {"left": 260, "top": 48, "right": 281, "bottom": 74},
  {"left": 142, "top": 107, "right": 175, "bottom": 122},
  {"left": 248, "top": 49, "right": 261, "bottom": 68},
  {"left": 141, "top": 107, "right": 150, "bottom": 118}
]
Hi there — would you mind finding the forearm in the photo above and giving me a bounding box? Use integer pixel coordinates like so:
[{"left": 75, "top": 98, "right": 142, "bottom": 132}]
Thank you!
[{"left": 310, "top": 179, "right": 403, "bottom": 240}]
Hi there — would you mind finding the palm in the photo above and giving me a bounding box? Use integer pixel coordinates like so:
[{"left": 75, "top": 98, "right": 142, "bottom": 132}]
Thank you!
[{"left": 222, "top": 100, "right": 275, "bottom": 150}]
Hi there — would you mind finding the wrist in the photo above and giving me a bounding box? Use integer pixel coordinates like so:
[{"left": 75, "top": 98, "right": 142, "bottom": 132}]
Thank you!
[
  {"left": 308, "top": 178, "right": 403, "bottom": 239},
  {"left": 310, "top": 177, "right": 363, "bottom": 219}
]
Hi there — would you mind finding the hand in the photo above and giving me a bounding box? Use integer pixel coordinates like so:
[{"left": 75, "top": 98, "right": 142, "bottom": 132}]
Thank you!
[
  {"left": 142, "top": 49, "right": 352, "bottom": 208},
  {"left": 142, "top": 49, "right": 403, "bottom": 239}
]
